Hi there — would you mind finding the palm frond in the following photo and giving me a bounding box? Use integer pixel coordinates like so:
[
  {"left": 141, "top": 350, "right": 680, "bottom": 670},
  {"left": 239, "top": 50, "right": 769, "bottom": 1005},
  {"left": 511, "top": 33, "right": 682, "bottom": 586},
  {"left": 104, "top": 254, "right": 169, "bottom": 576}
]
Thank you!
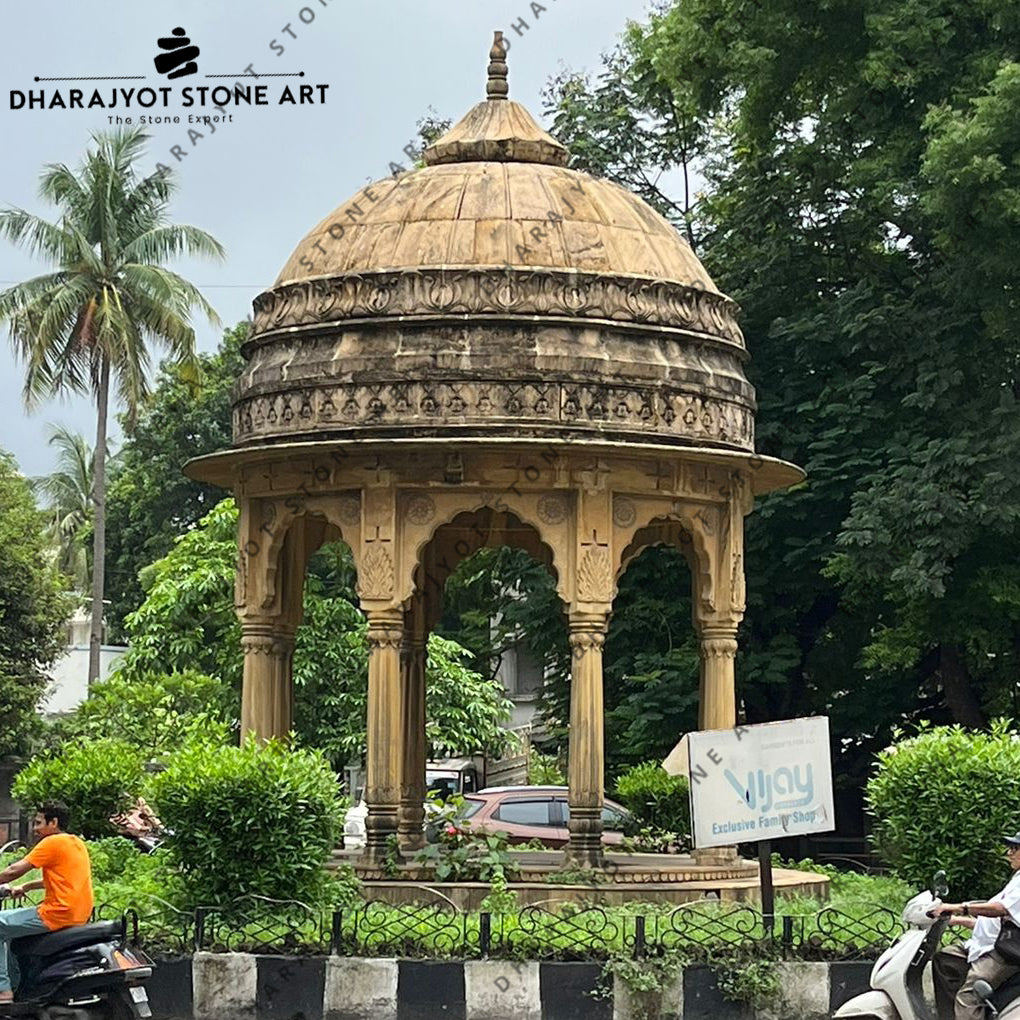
[
  {"left": 121, "top": 263, "right": 220, "bottom": 331},
  {"left": 38, "top": 162, "right": 90, "bottom": 216},
  {"left": 0, "top": 209, "right": 78, "bottom": 263},
  {"left": 34, "top": 423, "right": 95, "bottom": 590},
  {"left": 122, "top": 223, "right": 226, "bottom": 265},
  {"left": 1, "top": 127, "right": 222, "bottom": 418}
]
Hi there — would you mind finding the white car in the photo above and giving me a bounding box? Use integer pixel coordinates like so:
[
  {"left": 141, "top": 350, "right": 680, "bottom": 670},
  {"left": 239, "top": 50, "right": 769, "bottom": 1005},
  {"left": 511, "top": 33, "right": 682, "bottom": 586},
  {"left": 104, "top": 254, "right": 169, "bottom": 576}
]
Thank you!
[
  {"left": 343, "top": 798, "right": 368, "bottom": 850},
  {"left": 343, "top": 760, "right": 483, "bottom": 849}
]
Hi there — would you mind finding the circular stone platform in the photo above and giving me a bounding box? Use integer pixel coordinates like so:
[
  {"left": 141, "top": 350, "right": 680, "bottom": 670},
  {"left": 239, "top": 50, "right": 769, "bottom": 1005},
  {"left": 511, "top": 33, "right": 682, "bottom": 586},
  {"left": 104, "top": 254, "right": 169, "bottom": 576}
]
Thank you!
[{"left": 331, "top": 849, "right": 830, "bottom": 908}]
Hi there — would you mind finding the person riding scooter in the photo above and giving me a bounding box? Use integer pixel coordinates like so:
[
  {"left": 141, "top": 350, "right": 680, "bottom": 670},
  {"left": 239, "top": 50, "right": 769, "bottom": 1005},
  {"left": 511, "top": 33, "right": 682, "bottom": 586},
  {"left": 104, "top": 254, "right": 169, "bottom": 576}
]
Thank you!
[
  {"left": 0, "top": 802, "right": 93, "bottom": 1003},
  {"left": 931, "top": 833, "right": 1020, "bottom": 1020}
]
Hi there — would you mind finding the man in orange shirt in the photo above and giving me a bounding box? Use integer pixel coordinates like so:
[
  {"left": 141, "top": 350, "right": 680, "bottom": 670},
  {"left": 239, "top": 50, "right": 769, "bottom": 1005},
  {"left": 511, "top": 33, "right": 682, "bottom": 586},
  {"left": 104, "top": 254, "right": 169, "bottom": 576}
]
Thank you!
[{"left": 0, "top": 801, "right": 94, "bottom": 1002}]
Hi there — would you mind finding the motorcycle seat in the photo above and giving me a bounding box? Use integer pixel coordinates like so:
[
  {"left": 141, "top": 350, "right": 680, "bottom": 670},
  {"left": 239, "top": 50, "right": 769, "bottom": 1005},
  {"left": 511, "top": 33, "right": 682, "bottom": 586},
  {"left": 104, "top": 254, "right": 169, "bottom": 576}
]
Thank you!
[{"left": 11, "top": 920, "right": 123, "bottom": 958}]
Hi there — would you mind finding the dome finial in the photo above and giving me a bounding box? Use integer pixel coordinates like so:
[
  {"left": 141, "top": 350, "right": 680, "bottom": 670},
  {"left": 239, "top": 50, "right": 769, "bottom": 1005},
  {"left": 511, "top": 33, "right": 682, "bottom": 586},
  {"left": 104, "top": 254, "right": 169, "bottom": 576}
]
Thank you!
[{"left": 487, "top": 31, "right": 509, "bottom": 101}]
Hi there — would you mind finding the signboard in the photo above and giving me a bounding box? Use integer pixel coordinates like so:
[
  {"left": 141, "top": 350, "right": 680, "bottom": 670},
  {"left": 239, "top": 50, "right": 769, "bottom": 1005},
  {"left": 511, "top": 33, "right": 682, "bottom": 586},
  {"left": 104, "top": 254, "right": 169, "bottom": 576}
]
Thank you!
[{"left": 687, "top": 717, "right": 835, "bottom": 849}]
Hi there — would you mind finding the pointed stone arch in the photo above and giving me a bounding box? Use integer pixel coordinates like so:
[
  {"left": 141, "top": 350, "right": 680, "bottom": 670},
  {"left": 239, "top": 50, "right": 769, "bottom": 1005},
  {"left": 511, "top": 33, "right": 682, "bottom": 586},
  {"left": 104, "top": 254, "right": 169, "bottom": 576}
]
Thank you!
[
  {"left": 235, "top": 493, "right": 359, "bottom": 740},
  {"left": 397, "top": 490, "right": 572, "bottom": 609}
]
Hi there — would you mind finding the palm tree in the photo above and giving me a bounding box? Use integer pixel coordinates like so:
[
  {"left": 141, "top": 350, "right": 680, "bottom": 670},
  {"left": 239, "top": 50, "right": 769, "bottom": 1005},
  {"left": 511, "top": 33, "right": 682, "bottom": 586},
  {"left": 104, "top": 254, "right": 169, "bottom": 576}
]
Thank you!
[
  {"left": 0, "top": 128, "right": 224, "bottom": 683},
  {"left": 34, "top": 424, "right": 98, "bottom": 591}
]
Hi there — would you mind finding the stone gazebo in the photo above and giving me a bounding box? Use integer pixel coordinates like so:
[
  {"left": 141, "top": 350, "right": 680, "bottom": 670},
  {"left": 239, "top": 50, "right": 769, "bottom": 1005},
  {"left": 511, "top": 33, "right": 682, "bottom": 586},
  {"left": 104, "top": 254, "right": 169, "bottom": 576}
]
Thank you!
[{"left": 186, "top": 34, "right": 802, "bottom": 869}]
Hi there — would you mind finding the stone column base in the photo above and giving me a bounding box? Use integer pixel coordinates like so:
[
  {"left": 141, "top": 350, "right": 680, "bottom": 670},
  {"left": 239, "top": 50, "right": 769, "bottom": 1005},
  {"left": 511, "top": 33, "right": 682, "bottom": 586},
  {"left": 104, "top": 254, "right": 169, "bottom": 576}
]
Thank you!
[{"left": 691, "top": 846, "right": 739, "bottom": 866}]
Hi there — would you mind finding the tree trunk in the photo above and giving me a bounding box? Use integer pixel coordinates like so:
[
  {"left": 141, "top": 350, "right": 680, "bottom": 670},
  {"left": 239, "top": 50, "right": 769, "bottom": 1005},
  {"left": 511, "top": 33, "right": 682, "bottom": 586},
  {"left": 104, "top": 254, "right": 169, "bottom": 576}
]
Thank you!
[
  {"left": 87, "top": 357, "right": 110, "bottom": 685},
  {"left": 939, "top": 644, "right": 985, "bottom": 729}
]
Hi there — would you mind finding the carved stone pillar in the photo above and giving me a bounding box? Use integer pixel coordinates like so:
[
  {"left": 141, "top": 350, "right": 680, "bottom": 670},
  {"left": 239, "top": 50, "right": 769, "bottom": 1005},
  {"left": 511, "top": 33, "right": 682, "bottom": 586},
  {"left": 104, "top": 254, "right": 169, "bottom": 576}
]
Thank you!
[
  {"left": 398, "top": 599, "right": 427, "bottom": 851},
  {"left": 363, "top": 609, "right": 404, "bottom": 862},
  {"left": 566, "top": 614, "right": 608, "bottom": 868},
  {"left": 698, "top": 625, "right": 739, "bottom": 731},
  {"left": 693, "top": 622, "right": 740, "bottom": 865},
  {"left": 240, "top": 622, "right": 296, "bottom": 741}
]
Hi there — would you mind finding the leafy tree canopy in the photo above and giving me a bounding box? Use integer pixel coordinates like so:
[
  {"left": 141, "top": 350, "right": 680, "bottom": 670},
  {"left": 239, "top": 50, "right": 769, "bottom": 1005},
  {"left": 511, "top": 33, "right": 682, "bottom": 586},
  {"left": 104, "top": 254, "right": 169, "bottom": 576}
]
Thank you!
[
  {"left": 104, "top": 321, "right": 247, "bottom": 639},
  {"left": 56, "top": 669, "right": 232, "bottom": 758},
  {"left": 537, "top": 0, "right": 1020, "bottom": 778},
  {"left": 110, "top": 498, "right": 514, "bottom": 769},
  {"left": 0, "top": 450, "right": 73, "bottom": 757},
  {"left": 0, "top": 127, "right": 223, "bottom": 683}
]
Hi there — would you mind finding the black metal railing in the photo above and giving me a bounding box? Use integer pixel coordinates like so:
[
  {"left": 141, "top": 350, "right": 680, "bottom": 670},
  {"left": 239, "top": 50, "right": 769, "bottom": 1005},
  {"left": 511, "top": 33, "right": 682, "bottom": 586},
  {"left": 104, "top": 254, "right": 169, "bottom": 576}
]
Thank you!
[{"left": 0, "top": 895, "right": 968, "bottom": 961}]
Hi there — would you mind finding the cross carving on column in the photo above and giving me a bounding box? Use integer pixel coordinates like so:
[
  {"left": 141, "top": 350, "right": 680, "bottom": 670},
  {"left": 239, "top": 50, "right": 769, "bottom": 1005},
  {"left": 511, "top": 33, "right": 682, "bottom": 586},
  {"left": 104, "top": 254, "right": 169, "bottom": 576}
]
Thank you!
[
  {"left": 578, "top": 459, "right": 610, "bottom": 491},
  {"left": 362, "top": 455, "right": 392, "bottom": 486},
  {"left": 366, "top": 524, "right": 390, "bottom": 546},
  {"left": 644, "top": 460, "right": 671, "bottom": 490}
]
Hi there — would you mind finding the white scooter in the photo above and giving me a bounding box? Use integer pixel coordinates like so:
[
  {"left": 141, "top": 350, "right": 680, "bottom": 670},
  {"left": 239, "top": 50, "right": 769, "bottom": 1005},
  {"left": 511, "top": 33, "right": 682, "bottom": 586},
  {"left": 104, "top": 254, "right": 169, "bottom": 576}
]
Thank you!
[{"left": 834, "top": 871, "right": 1020, "bottom": 1020}]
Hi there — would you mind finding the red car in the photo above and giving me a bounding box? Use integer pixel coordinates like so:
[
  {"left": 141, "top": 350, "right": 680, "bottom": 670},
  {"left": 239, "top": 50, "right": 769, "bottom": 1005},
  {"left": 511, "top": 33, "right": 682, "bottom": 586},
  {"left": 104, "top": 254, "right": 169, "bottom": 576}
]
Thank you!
[{"left": 439, "top": 786, "right": 633, "bottom": 847}]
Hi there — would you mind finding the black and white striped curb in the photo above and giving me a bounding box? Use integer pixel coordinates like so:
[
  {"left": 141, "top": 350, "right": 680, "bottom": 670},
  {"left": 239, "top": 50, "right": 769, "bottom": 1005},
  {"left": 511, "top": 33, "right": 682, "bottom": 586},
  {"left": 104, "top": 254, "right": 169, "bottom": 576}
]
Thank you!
[{"left": 143, "top": 953, "right": 896, "bottom": 1020}]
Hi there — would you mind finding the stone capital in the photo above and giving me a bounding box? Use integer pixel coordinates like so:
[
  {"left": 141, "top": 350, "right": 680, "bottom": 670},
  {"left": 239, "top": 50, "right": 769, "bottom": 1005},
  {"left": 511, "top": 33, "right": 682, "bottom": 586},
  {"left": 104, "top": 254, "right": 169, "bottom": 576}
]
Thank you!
[
  {"left": 700, "top": 635, "right": 738, "bottom": 661},
  {"left": 568, "top": 630, "right": 607, "bottom": 654},
  {"left": 367, "top": 627, "right": 403, "bottom": 652},
  {"left": 240, "top": 621, "right": 296, "bottom": 658}
]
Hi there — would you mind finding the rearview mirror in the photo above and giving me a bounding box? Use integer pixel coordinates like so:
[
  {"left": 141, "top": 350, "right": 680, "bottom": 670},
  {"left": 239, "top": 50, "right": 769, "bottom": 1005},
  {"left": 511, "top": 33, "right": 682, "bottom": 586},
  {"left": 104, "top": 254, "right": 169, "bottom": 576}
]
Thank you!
[
  {"left": 973, "top": 979, "right": 994, "bottom": 1002},
  {"left": 932, "top": 870, "right": 949, "bottom": 899}
]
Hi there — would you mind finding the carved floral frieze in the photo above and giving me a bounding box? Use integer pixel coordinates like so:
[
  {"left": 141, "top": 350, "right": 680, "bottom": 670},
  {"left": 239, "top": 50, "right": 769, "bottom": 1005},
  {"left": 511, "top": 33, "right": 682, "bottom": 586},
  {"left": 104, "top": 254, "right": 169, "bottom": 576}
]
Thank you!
[
  {"left": 249, "top": 268, "right": 745, "bottom": 348},
  {"left": 233, "top": 380, "right": 755, "bottom": 450}
]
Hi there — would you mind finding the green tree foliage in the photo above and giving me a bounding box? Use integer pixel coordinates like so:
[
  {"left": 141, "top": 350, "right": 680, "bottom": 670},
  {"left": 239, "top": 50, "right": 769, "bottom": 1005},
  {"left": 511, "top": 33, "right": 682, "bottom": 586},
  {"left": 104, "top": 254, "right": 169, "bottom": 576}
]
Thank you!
[
  {"left": 0, "top": 451, "right": 72, "bottom": 757},
  {"left": 12, "top": 739, "right": 145, "bottom": 838},
  {"left": 613, "top": 761, "right": 691, "bottom": 837},
  {"left": 603, "top": 548, "right": 700, "bottom": 776},
  {"left": 59, "top": 669, "right": 232, "bottom": 757},
  {"left": 104, "top": 323, "right": 247, "bottom": 639},
  {"left": 436, "top": 546, "right": 567, "bottom": 693},
  {"left": 150, "top": 739, "right": 343, "bottom": 906},
  {"left": 867, "top": 723, "right": 1020, "bottom": 899},
  {"left": 438, "top": 545, "right": 699, "bottom": 773},
  {"left": 0, "top": 127, "right": 224, "bottom": 683},
  {"left": 540, "top": 0, "right": 1020, "bottom": 779},
  {"left": 114, "top": 498, "right": 515, "bottom": 768},
  {"left": 116, "top": 499, "right": 241, "bottom": 692}
]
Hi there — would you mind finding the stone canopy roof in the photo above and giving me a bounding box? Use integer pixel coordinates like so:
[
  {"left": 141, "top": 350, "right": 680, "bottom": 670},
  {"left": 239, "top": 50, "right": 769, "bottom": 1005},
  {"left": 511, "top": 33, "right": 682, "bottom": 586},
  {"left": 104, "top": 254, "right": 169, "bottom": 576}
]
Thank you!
[
  {"left": 272, "top": 33, "right": 726, "bottom": 307},
  {"left": 187, "top": 31, "right": 805, "bottom": 490}
]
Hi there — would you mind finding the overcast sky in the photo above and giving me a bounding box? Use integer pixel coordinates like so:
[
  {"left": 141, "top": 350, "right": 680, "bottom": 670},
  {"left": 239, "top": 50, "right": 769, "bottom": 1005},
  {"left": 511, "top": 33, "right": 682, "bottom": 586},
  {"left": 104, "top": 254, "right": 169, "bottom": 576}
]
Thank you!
[{"left": 0, "top": 0, "right": 654, "bottom": 478}]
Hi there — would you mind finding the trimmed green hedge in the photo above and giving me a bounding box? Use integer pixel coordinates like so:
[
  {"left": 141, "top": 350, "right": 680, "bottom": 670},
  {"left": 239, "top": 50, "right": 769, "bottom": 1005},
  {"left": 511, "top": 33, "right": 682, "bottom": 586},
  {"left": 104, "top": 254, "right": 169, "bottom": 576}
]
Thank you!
[
  {"left": 613, "top": 761, "right": 691, "bottom": 838},
  {"left": 150, "top": 738, "right": 345, "bottom": 908},
  {"left": 12, "top": 739, "right": 145, "bottom": 839},
  {"left": 867, "top": 722, "right": 1020, "bottom": 899}
]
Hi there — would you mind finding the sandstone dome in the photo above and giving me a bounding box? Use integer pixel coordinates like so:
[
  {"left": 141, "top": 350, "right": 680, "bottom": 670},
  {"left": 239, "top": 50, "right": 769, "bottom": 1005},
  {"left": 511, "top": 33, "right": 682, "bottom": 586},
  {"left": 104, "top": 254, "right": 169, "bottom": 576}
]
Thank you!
[
  {"left": 235, "top": 33, "right": 754, "bottom": 457},
  {"left": 273, "top": 159, "right": 724, "bottom": 301}
]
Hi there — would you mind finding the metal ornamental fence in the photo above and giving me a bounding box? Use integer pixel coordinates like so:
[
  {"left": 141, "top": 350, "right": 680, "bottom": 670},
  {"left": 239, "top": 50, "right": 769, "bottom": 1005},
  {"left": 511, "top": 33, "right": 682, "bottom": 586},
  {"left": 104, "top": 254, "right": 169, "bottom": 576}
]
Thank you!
[{"left": 63, "top": 899, "right": 966, "bottom": 961}]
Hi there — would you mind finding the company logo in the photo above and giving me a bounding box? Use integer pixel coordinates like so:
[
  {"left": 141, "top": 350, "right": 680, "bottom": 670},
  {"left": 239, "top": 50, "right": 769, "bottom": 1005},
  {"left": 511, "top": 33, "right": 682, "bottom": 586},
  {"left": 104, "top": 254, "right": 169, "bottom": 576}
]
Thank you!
[
  {"left": 10, "top": 21, "right": 330, "bottom": 134},
  {"left": 724, "top": 764, "right": 814, "bottom": 813},
  {"left": 155, "top": 27, "right": 200, "bottom": 79}
]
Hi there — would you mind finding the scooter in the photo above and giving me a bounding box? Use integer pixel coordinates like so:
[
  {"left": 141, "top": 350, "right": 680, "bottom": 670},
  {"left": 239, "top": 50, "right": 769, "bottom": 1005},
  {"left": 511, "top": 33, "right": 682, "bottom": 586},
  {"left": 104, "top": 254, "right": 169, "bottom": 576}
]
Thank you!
[
  {"left": 0, "top": 909, "right": 154, "bottom": 1019},
  {"left": 834, "top": 871, "right": 1020, "bottom": 1020}
]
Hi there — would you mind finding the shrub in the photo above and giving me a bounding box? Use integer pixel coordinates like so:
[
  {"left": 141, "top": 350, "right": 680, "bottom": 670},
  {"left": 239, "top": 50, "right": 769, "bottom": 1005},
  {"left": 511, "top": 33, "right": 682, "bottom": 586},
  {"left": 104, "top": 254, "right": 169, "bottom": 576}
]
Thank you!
[
  {"left": 12, "top": 739, "right": 146, "bottom": 838},
  {"left": 87, "top": 839, "right": 178, "bottom": 913},
  {"left": 613, "top": 761, "right": 691, "bottom": 837},
  {"left": 150, "top": 738, "right": 344, "bottom": 908},
  {"left": 87, "top": 836, "right": 143, "bottom": 883},
  {"left": 867, "top": 721, "right": 1020, "bottom": 899},
  {"left": 415, "top": 827, "right": 520, "bottom": 883}
]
